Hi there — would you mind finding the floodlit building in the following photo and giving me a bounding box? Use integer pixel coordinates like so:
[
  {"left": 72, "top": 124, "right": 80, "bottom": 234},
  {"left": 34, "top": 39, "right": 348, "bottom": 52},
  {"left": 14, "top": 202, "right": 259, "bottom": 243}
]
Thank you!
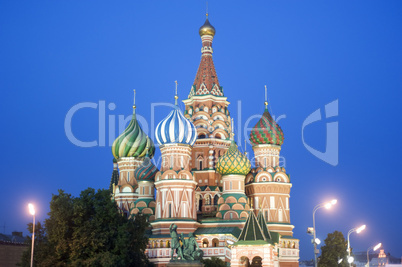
[{"left": 110, "top": 15, "right": 299, "bottom": 267}]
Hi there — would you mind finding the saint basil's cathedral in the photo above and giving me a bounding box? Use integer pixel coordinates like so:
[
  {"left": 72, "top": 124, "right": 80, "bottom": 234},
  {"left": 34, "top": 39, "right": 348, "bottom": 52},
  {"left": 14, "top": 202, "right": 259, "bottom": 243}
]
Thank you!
[{"left": 110, "top": 15, "right": 300, "bottom": 267}]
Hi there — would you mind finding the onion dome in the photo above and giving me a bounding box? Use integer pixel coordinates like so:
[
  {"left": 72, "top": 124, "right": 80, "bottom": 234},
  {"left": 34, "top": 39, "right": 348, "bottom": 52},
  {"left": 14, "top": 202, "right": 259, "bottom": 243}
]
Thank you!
[
  {"left": 112, "top": 91, "right": 155, "bottom": 159},
  {"left": 134, "top": 156, "right": 158, "bottom": 182},
  {"left": 216, "top": 140, "right": 251, "bottom": 176},
  {"left": 155, "top": 106, "right": 197, "bottom": 146},
  {"left": 199, "top": 15, "right": 216, "bottom": 37},
  {"left": 250, "top": 107, "right": 284, "bottom": 146}
]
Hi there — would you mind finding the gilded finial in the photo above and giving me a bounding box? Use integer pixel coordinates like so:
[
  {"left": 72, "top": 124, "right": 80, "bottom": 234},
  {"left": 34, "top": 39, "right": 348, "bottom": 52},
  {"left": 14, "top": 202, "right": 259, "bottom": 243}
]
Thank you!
[
  {"left": 133, "top": 89, "right": 136, "bottom": 113},
  {"left": 174, "top": 80, "right": 178, "bottom": 105},
  {"left": 206, "top": 1, "right": 208, "bottom": 18},
  {"left": 264, "top": 85, "right": 268, "bottom": 108}
]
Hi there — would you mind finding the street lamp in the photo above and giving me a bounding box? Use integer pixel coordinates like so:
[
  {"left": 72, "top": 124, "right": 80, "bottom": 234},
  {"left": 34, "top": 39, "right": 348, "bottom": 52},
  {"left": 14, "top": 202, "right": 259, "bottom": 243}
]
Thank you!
[
  {"left": 367, "top": 243, "right": 381, "bottom": 267},
  {"left": 311, "top": 199, "right": 337, "bottom": 267},
  {"left": 28, "top": 203, "right": 35, "bottom": 267},
  {"left": 347, "top": 224, "right": 366, "bottom": 267}
]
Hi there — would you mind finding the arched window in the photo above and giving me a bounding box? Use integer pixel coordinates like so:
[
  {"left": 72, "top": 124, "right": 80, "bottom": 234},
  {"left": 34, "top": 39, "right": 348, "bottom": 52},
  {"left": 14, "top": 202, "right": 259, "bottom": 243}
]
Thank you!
[
  {"left": 251, "top": 256, "right": 262, "bottom": 267},
  {"left": 205, "top": 195, "right": 211, "bottom": 205},
  {"left": 212, "top": 238, "right": 219, "bottom": 247},
  {"left": 199, "top": 134, "right": 206, "bottom": 139},
  {"left": 278, "top": 208, "right": 283, "bottom": 222},
  {"left": 199, "top": 160, "right": 203, "bottom": 170},
  {"left": 198, "top": 197, "right": 203, "bottom": 211},
  {"left": 213, "top": 195, "right": 219, "bottom": 205},
  {"left": 240, "top": 256, "right": 250, "bottom": 267},
  {"left": 202, "top": 239, "right": 209, "bottom": 248},
  {"left": 166, "top": 240, "right": 170, "bottom": 248}
]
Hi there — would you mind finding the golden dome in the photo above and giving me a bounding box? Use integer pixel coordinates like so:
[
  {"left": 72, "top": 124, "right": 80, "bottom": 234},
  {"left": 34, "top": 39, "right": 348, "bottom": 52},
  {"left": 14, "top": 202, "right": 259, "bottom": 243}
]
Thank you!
[
  {"left": 199, "top": 16, "right": 216, "bottom": 37},
  {"left": 216, "top": 140, "right": 251, "bottom": 176}
]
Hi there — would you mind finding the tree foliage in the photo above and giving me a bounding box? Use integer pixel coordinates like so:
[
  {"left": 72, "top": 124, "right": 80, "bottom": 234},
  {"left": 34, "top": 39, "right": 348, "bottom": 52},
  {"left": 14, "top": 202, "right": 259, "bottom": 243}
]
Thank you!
[
  {"left": 318, "top": 230, "right": 348, "bottom": 267},
  {"left": 20, "top": 188, "right": 150, "bottom": 267}
]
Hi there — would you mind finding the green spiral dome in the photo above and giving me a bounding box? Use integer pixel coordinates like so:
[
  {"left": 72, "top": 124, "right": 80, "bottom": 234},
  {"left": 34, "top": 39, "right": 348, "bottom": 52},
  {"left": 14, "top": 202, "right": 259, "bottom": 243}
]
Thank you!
[{"left": 112, "top": 113, "right": 155, "bottom": 159}]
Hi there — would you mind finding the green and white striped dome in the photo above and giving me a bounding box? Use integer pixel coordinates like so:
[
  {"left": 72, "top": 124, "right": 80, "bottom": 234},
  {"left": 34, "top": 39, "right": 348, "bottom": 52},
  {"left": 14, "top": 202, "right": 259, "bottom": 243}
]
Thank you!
[{"left": 112, "top": 112, "right": 155, "bottom": 160}]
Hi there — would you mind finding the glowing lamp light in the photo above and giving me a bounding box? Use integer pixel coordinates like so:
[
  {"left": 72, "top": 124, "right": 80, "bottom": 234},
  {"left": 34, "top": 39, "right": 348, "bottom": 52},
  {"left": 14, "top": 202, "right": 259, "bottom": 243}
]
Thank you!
[
  {"left": 338, "top": 258, "right": 343, "bottom": 264},
  {"left": 356, "top": 225, "right": 366, "bottom": 233},
  {"left": 324, "top": 203, "right": 331, "bottom": 209},
  {"left": 28, "top": 203, "right": 35, "bottom": 216},
  {"left": 348, "top": 256, "right": 354, "bottom": 263},
  {"left": 373, "top": 243, "right": 382, "bottom": 251},
  {"left": 330, "top": 199, "right": 337, "bottom": 205},
  {"left": 227, "top": 240, "right": 234, "bottom": 245},
  {"left": 314, "top": 238, "right": 321, "bottom": 245}
]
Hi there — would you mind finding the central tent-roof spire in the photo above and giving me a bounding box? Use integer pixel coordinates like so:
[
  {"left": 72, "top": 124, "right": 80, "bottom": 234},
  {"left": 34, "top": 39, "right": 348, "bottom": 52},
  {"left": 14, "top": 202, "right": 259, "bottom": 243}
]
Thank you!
[{"left": 188, "top": 14, "right": 223, "bottom": 98}]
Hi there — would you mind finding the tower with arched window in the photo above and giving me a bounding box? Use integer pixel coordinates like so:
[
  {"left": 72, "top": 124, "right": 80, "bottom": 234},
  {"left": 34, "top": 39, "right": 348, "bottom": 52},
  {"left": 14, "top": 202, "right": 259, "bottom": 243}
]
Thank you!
[
  {"left": 151, "top": 99, "right": 199, "bottom": 235},
  {"left": 111, "top": 96, "right": 155, "bottom": 216}
]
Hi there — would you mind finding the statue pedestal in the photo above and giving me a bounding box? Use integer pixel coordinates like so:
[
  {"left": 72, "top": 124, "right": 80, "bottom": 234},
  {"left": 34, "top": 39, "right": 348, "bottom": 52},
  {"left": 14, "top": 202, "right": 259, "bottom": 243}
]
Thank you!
[{"left": 167, "top": 260, "right": 203, "bottom": 267}]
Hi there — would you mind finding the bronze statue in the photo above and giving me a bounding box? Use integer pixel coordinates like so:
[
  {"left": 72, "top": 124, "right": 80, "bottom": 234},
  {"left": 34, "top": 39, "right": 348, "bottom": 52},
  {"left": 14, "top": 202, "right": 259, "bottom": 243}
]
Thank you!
[
  {"left": 169, "top": 224, "right": 184, "bottom": 260},
  {"left": 169, "top": 224, "right": 204, "bottom": 261}
]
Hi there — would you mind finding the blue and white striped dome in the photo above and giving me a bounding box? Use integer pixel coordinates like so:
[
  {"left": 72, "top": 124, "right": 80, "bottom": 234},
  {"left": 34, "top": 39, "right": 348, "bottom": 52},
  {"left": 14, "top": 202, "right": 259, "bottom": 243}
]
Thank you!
[{"left": 155, "top": 106, "right": 197, "bottom": 146}]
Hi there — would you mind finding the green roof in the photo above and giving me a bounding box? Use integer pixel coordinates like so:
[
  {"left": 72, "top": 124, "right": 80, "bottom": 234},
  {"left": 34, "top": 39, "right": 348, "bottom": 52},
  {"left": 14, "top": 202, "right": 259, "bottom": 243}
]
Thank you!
[
  {"left": 257, "top": 210, "right": 272, "bottom": 240},
  {"left": 236, "top": 210, "right": 268, "bottom": 244},
  {"left": 194, "top": 227, "right": 241, "bottom": 238},
  {"left": 221, "top": 193, "right": 247, "bottom": 201}
]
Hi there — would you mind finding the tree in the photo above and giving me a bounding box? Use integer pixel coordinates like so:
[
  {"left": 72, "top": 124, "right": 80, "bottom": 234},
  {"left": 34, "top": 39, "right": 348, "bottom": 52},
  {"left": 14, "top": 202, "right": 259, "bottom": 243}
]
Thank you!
[
  {"left": 20, "top": 188, "right": 150, "bottom": 267},
  {"left": 318, "top": 230, "right": 348, "bottom": 267},
  {"left": 19, "top": 221, "right": 51, "bottom": 266},
  {"left": 201, "top": 257, "right": 226, "bottom": 267}
]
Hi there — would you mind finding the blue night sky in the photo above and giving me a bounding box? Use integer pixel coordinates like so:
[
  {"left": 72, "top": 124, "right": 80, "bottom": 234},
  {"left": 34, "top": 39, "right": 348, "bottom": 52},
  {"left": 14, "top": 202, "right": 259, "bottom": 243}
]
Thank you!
[{"left": 1, "top": 0, "right": 401, "bottom": 260}]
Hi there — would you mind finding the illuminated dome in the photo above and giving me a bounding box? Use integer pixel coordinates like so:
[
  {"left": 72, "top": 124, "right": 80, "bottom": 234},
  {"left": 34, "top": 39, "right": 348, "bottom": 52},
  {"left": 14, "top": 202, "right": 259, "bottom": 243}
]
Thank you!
[
  {"left": 216, "top": 140, "right": 251, "bottom": 176},
  {"left": 199, "top": 16, "right": 216, "bottom": 37},
  {"left": 134, "top": 156, "right": 158, "bottom": 182},
  {"left": 155, "top": 106, "right": 197, "bottom": 146},
  {"left": 112, "top": 113, "right": 155, "bottom": 159},
  {"left": 250, "top": 108, "right": 284, "bottom": 146}
]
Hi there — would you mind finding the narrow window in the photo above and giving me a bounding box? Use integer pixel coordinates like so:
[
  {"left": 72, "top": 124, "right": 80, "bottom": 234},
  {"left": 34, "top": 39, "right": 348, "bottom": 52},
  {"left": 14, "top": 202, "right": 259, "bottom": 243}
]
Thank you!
[
  {"left": 270, "top": 196, "right": 275, "bottom": 209},
  {"left": 170, "top": 155, "right": 174, "bottom": 168},
  {"left": 230, "top": 181, "right": 232, "bottom": 190},
  {"left": 278, "top": 208, "right": 283, "bottom": 222},
  {"left": 169, "top": 203, "right": 172, "bottom": 218},
  {"left": 199, "top": 160, "right": 203, "bottom": 170},
  {"left": 127, "top": 172, "right": 130, "bottom": 182},
  {"left": 181, "top": 156, "right": 184, "bottom": 168}
]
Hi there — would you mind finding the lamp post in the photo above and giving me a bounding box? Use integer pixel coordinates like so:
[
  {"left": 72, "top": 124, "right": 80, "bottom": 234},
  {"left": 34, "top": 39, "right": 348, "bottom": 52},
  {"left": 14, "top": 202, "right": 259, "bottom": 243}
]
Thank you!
[
  {"left": 347, "top": 224, "right": 366, "bottom": 267},
  {"left": 28, "top": 203, "right": 35, "bottom": 267},
  {"left": 312, "top": 199, "right": 337, "bottom": 267},
  {"left": 366, "top": 243, "right": 381, "bottom": 267}
]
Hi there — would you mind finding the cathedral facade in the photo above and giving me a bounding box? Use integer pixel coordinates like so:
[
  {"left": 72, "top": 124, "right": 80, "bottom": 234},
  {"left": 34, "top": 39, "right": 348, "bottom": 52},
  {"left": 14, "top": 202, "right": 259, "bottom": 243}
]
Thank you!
[{"left": 110, "top": 16, "right": 299, "bottom": 267}]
